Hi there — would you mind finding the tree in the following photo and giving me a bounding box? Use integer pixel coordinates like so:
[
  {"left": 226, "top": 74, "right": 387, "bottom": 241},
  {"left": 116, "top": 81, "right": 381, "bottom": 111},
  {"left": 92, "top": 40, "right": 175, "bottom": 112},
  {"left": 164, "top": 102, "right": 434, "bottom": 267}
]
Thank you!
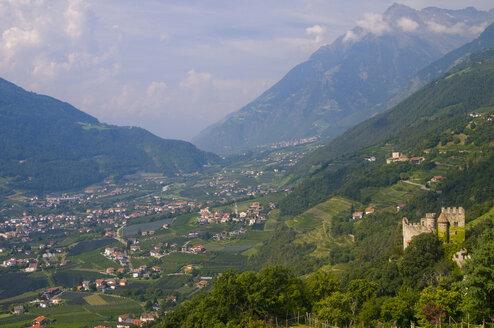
[
  {"left": 414, "top": 285, "right": 462, "bottom": 325},
  {"left": 347, "top": 279, "right": 379, "bottom": 317},
  {"left": 314, "top": 291, "right": 352, "bottom": 326},
  {"left": 305, "top": 270, "right": 340, "bottom": 305},
  {"left": 381, "top": 296, "right": 414, "bottom": 327},
  {"left": 358, "top": 297, "right": 384, "bottom": 326},
  {"left": 399, "top": 233, "right": 443, "bottom": 289},
  {"left": 250, "top": 266, "right": 305, "bottom": 318},
  {"left": 462, "top": 228, "right": 494, "bottom": 322}
]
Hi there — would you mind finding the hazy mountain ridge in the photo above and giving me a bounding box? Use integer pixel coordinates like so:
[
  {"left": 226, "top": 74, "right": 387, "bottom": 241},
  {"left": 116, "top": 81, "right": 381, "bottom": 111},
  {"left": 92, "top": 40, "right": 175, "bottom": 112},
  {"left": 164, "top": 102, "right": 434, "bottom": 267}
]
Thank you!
[
  {"left": 285, "top": 48, "right": 494, "bottom": 214},
  {"left": 193, "top": 4, "right": 494, "bottom": 154},
  {"left": 295, "top": 28, "right": 494, "bottom": 177},
  {"left": 0, "top": 78, "right": 220, "bottom": 192}
]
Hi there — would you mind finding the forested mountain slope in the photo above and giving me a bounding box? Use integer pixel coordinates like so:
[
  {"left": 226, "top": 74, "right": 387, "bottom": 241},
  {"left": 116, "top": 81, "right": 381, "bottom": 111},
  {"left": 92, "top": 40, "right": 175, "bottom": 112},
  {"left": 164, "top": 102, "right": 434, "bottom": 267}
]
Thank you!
[
  {"left": 0, "top": 78, "right": 220, "bottom": 193},
  {"left": 295, "top": 48, "right": 494, "bottom": 178}
]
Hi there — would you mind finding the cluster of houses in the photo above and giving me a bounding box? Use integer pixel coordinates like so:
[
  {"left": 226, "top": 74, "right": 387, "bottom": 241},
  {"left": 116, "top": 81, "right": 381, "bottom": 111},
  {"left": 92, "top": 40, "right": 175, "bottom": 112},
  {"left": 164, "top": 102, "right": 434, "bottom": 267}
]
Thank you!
[
  {"left": 130, "top": 265, "right": 161, "bottom": 278},
  {"left": 351, "top": 208, "right": 375, "bottom": 221},
  {"left": 1, "top": 240, "right": 71, "bottom": 272},
  {"left": 116, "top": 312, "right": 158, "bottom": 328},
  {"left": 198, "top": 202, "right": 267, "bottom": 226},
  {"left": 180, "top": 244, "right": 205, "bottom": 254},
  {"left": 468, "top": 112, "right": 494, "bottom": 120},
  {"left": 79, "top": 278, "right": 128, "bottom": 291},
  {"left": 103, "top": 247, "right": 130, "bottom": 266},
  {"left": 386, "top": 152, "right": 425, "bottom": 164},
  {"left": 212, "top": 228, "right": 247, "bottom": 240},
  {"left": 29, "top": 287, "right": 63, "bottom": 308},
  {"left": 0, "top": 213, "right": 82, "bottom": 240}
]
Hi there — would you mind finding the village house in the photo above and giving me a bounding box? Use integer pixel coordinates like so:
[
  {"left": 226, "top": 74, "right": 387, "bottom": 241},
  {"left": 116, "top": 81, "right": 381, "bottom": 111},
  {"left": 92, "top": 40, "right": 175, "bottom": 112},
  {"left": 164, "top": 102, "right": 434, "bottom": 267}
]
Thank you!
[
  {"left": 430, "top": 175, "right": 445, "bottom": 183},
  {"left": 352, "top": 212, "right": 364, "bottom": 221},
  {"left": 95, "top": 279, "right": 105, "bottom": 288},
  {"left": 25, "top": 263, "right": 38, "bottom": 272},
  {"left": 140, "top": 312, "right": 158, "bottom": 323},
  {"left": 365, "top": 208, "right": 375, "bottom": 215},
  {"left": 32, "top": 316, "right": 47, "bottom": 325},
  {"left": 194, "top": 280, "right": 208, "bottom": 288},
  {"left": 12, "top": 305, "right": 25, "bottom": 314},
  {"left": 118, "top": 313, "right": 135, "bottom": 323}
]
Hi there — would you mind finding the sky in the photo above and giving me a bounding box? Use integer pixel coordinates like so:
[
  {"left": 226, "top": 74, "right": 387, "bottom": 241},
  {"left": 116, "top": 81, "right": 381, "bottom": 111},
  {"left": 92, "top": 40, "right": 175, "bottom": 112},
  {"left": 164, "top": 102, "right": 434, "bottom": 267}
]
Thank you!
[{"left": 0, "top": 0, "right": 493, "bottom": 141}]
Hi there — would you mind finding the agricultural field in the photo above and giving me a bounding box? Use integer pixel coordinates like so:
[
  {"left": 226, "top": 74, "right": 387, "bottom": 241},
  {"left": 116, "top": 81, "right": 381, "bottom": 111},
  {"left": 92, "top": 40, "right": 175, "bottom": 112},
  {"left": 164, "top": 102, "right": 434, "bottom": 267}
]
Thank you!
[
  {"left": 0, "top": 272, "right": 49, "bottom": 301},
  {"left": 0, "top": 291, "right": 143, "bottom": 328},
  {"left": 67, "top": 238, "right": 115, "bottom": 256},
  {"left": 287, "top": 197, "right": 355, "bottom": 232},
  {"left": 123, "top": 218, "right": 173, "bottom": 236},
  {"left": 69, "top": 248, "right": 120, "bottom": 270}
]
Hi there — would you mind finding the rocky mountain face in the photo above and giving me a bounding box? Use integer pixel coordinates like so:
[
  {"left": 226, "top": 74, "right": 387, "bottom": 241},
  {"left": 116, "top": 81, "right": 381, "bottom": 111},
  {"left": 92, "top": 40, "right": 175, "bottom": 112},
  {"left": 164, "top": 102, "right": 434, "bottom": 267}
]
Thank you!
[{"left": 193, "top": 4, "right": 494, "bottom": 154}]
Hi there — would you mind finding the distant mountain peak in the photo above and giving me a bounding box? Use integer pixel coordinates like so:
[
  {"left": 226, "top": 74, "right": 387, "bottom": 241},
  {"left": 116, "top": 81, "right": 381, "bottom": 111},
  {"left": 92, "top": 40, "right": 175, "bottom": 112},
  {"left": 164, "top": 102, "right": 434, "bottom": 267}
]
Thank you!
[{"left": 193, "top": 5, "right": 494, "bottom": 154}]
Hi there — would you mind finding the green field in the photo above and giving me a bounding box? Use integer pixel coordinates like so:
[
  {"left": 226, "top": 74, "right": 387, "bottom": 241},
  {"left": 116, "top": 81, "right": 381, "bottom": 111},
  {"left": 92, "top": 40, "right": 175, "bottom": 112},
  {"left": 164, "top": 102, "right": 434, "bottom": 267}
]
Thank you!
[
  {"left": 0, "top": 291, "right": 143, "bottom": 328},
  {"left": 0, "top": 272, "right": 49, "bottom": 302},
  {"left": 287, "top": 197, "right": 355, "bottom": 232},
  {"left": 360, "top": 180, "right": 422, "bottom": 210},
  {"left": 69, "top": 248, "right": 120, "bottom": 270},
  {"left": 84, "top": 294, "right": 107, "bottom": 305}
]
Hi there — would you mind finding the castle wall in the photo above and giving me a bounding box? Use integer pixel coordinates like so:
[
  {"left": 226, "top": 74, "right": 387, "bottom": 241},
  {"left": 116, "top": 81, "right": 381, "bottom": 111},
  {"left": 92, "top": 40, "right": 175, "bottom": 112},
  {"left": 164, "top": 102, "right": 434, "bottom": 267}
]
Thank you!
[{"left": 402, "top": 218, "right": 435, "bottom": 249}]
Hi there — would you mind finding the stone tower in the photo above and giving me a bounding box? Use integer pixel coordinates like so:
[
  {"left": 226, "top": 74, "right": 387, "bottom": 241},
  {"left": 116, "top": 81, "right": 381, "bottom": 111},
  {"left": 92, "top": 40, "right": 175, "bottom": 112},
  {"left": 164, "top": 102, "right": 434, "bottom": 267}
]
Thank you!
[
  {"left": 437, "top": 212, "right": 449, "bottom": 243},
  {"left": 442, "top": 207, "right": 465, "bottom": 243}
]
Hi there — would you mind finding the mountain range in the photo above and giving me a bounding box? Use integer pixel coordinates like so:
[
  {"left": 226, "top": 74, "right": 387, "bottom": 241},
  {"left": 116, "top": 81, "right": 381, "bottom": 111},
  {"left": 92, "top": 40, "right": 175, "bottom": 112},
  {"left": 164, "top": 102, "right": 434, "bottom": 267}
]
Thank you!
[
  {"left": 0, "top": 78, "right": 220, "bottom": 193},
  {"left": 192, "top": 4, "right": 494, "bottom": 153}
]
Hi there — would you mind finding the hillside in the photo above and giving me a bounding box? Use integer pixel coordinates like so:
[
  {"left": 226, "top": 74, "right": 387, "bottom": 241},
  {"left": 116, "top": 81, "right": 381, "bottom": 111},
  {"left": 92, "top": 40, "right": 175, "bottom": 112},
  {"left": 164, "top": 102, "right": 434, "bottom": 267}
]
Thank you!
[
  {"left": 384, "top": 21, "right": 494, "bottom": 110},
  {"left": 0, "top": 78, "right": 220, "bottom": 193},
  {"left": 158, "top": 50, "right": 494, "bottom": 328},
  {"left": 295, "top": 48, "right": 494, "bottom": 178},
  {"left": 193, "top": 4, "right": 494, "bottom": 153}
]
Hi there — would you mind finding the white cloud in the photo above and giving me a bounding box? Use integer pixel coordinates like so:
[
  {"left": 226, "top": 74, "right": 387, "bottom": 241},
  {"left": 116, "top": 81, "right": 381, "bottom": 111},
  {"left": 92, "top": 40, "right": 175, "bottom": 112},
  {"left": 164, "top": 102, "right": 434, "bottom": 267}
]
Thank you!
[
  {"left": 343, "top": 30, "right": 360, "bottom": 43},
  {"left": 306, "top": 24, "right": 325, "bottom": 42},
  {"left": 396, "top": 17, "right": 419, "bottom": 32},
  {"left": 180, "top": 70, "right": 212, "bottom": 88},
  {"left": 64, "top": 0, "right": 88, "bottom": 40},
  {"left": 356, "top": 13, "right": 391, "bottom": 36},
  {"left": 145, "top": 81, "right": 170, "bottom": 109},
  {"left": 426, "top": 21, "right": 487, "bottom": 36},
  {"left": 468, "top": 22, "right": 489, "bottom": 35},
  {"left": 2, "top": 27, "right": 40, "bottom": 50}
]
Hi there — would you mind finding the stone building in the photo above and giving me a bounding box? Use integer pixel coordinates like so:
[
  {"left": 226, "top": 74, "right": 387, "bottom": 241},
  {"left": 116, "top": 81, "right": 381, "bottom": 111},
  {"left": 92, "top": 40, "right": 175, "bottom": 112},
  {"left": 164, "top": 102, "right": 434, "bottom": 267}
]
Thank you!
[{"left": 402, "top": 207, "right": 465, "bottom": 249}]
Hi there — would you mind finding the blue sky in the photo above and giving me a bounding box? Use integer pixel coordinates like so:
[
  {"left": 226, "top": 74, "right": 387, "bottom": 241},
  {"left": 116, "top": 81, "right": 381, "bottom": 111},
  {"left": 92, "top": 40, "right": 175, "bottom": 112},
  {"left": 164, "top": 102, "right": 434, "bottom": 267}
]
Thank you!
[{"left": 0, "top": 0, "right": 493, "bottom": 140}]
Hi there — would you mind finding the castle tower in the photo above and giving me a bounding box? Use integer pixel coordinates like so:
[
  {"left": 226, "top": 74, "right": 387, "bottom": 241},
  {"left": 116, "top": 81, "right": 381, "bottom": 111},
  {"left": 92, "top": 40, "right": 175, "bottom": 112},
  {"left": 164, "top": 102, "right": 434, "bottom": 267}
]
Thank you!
[
  {"left": 442, "top": 207, "right": 465, "bottom": 243},
  {"left": 437, "top": 212, "right": 449, "bottom": 243},
  {"left": 425, "top": 213, "right": 436, "bottom": 229}
]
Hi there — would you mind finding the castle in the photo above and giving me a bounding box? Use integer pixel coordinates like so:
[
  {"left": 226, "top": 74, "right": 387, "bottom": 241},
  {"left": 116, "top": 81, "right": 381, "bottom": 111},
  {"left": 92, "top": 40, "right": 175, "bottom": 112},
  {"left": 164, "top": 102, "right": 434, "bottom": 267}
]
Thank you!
[{"left": 402, "top": 207, "right": 465, "bottom": 249}]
